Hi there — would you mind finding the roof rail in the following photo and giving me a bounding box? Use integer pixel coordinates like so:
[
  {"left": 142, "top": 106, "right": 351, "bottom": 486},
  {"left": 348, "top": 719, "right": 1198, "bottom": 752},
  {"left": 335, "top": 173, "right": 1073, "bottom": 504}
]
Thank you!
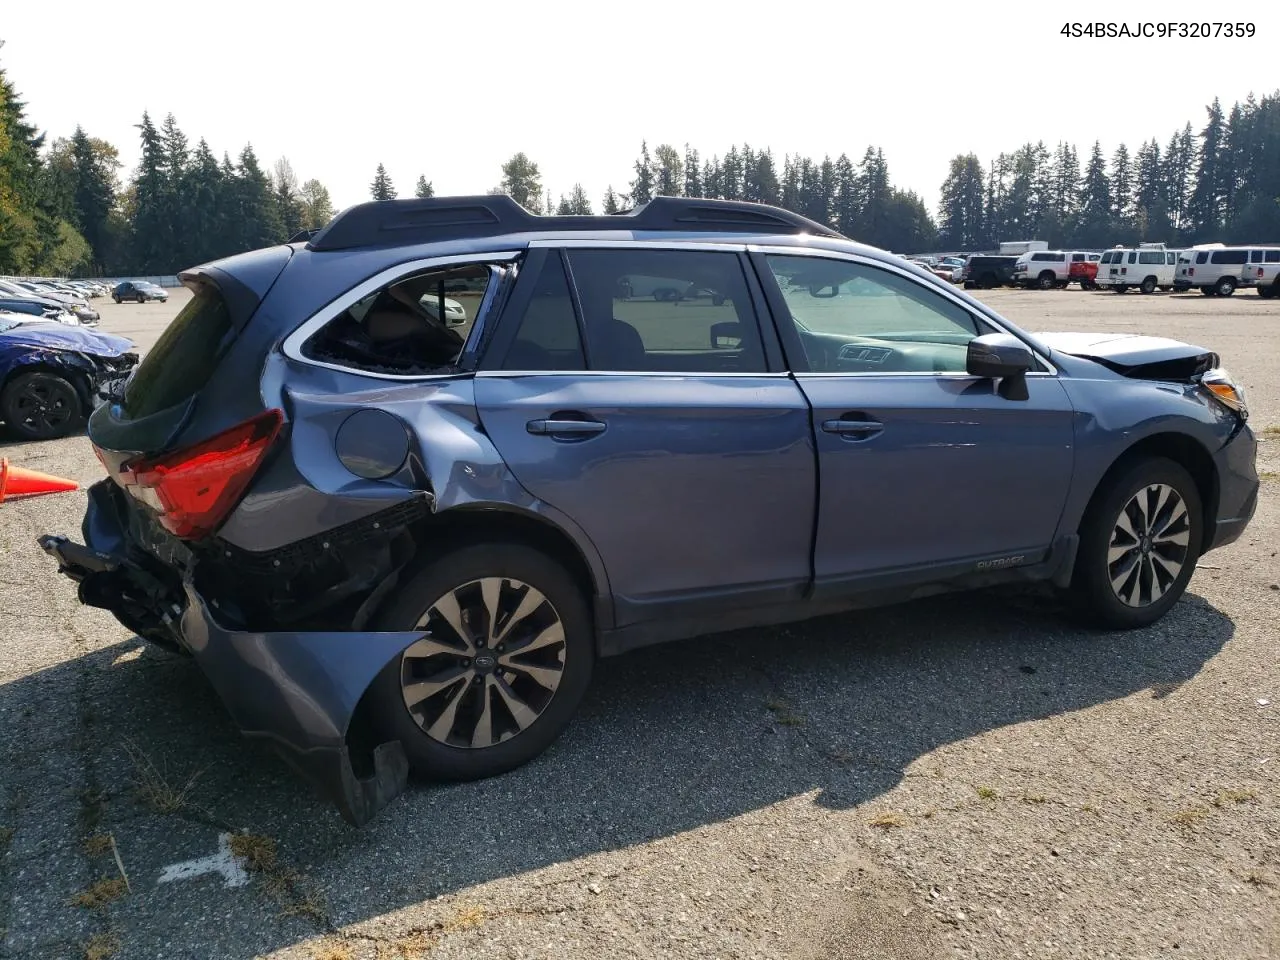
[
  {"left": 287, "top": 228, "right": 322, "bottom": 244},
  {"left": 305, "top": 194, "right": 844, "bottom": 252}
]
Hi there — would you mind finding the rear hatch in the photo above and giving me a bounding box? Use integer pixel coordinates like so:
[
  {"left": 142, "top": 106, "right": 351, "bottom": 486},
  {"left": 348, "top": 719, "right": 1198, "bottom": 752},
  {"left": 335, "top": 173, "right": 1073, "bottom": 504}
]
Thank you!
[{"left": 88, "top": 245, "right": 293, "bottom": 542}]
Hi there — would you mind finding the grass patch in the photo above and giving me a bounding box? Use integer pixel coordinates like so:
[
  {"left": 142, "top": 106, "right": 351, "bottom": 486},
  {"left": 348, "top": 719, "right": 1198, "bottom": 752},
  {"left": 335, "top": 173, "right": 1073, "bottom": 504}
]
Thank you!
[
  {"left": 1211, "top": 789, "right": 1258, "bottom": 807},
  {"left": 1259, "top": 424, "right": 1280, "bottom": 437},
  {"left": 121, "top": 739, "right": 202, "bottom": 815},
  {"left": 71, "top": 877, "right": 128, "bottom": 910},
  {"left": 231, "top": 832, "right": 327, "bottom": 926},
  {"left": 82, "top": 932, "right": 120, "bottom": 960},
  {"left": 764, "top": 698, "right": 805, "bottom": 727},
  {"left": 1168, "top": 807, "right": 1209, "bottom": 828},
  {"left": 83, "top": 833, "right": 113, "bottom": 857},
  {"left": 444, "top": 904, "right": 488, "bottom": 932},
  {"left": 1258, "top": 471, "right": 1278, "bottom": 483},
  {"left": 869, "top": 812, "right": 908, "bottom": 830},
  {"left": 976, "top": 786, "right": 998, "bottom": 800}
]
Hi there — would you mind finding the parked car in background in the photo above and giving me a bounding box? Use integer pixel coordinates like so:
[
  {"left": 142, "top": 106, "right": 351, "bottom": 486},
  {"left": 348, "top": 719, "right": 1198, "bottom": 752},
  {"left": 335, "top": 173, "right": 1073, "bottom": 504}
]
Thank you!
[
  {"left": 961, "top": 254, "right": 1019, "bottom": 289},
  {"left": 39, "top": 195, "right": 1259, "bottom": 826},
  {"left": 0, "top": 296, "right": 75, "bottom": 324},
  {"left": 1069, "top": 252, "right": 1101, "bottom": 289},
  {"left": 0, "top": 279, "right": 99, "bottom": 325},
  {"left": 1097, "top": 245, "right": 1181, "bottom": 294},
  {"left": 1175, "top": 246, "right": 1252, "bottom": 296},
  {"left": 112, "top": 280, "right": 169, "bottom": 303},
  {"left": 1243, "top": 248, "right": 1280, "bottom": 298},
  {"left": 1013, "top": 250, "right": 1071, "bottom": 289},
  {"left": 0, "top": 313, "right": 137, "bottom": 440},
  {"left": 929, "top": 260, "right": 964, "bottom": 283}
]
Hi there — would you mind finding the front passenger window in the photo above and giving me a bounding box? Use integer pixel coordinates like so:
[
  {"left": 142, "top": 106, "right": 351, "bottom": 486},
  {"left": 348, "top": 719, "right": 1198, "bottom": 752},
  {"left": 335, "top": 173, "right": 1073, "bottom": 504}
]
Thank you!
[{"left": 765, "top": 256, "right": 986, "bottom": 374}]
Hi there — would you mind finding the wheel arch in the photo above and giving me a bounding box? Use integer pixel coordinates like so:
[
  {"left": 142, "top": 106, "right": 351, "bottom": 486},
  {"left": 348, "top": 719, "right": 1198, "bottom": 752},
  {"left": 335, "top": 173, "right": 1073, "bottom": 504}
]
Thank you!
[
  {"left": 0, "top": 357, "right": 95, "bottom": 413},
  {"left": 1076, "top": 431, "right": 1218, "bottom": 548}
]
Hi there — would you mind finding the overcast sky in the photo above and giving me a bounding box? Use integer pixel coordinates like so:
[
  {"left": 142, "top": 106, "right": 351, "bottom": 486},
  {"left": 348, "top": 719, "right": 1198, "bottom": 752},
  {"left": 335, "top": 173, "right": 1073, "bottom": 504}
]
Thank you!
[{"left": 3, "top": 1, "right": 1276, "bottom": 216}]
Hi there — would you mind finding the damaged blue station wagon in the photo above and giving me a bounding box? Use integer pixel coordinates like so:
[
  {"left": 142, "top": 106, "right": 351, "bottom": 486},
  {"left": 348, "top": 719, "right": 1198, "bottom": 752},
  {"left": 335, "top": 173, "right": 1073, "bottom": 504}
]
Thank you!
[{"left": 40, "top": 197, "right": 1258, "bottom": 825}]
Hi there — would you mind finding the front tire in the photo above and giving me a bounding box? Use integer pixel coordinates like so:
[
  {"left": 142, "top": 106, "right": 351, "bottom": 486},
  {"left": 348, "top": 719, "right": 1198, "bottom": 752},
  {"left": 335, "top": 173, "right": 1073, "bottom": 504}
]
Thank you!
[
  {"left": 1215, "top": 277, "right": 1236, "bottom": 296},
  {"left": 1, "top": 371, "right": 84, "bottom": 441},
  {"left": 113, "top": 295, "right": 121, "bottom": 304},
  {"left": 1140, "top": 277, "right": 1157, "bottom": 294},
  {"left": 1070, "top": 457, "right": 1203, "bottom": 629},
  {"left": 367, "top": 542, "right": 594, "bottom": 782}
]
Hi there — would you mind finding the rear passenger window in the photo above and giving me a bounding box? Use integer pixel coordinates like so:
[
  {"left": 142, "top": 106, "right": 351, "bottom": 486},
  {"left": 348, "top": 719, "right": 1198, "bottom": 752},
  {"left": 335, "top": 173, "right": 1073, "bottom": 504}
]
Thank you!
[
  {"left": 1127, "top": 252, "right": 1136, "bottom": 264},
  {"left": 501, "top": 255, "right": 586, "bottom": 371},
  {"left": 1267, "top": 251, "right": 1280, "bottom": 263},
  {"left": 1072, "top": 253, "right": 1085, "bottom": 262},
  {"left": 1211, "top": 250, "right": 1248, "bottom": 265},
  {"left": 565, "top": 249, "right": 766, "bottom": 373},
  {"left": 1167, "top": 253, "right": 1176, "bottom": 265},
  {"left": 1196, "top": 252, "right": 1209, "bottom": 264},
  {"left": 1138, "top": 252, "right": 1163, "bottom": 264}
]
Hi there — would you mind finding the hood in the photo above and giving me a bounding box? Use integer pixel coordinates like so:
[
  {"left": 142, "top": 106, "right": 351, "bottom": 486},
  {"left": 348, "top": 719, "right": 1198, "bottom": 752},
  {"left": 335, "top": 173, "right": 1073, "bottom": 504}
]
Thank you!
[
  {"left": 0, "top": 321, "right": 134, "bottom": 357},
  {"left": 1036, "top": 332, "right": 1217, "bottom": 380}
]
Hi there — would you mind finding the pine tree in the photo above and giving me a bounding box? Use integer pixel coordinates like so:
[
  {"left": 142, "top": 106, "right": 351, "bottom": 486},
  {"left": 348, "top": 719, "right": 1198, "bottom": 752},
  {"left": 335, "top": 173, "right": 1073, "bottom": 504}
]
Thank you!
[
  {"left": 566, "top": 183, "right": 592, "bottom": 215},
  {"left": 602, "top": 185, "right": 622, "bottom": 214},
  {"left": 630, "top": 141, "right": 654, "bottom": 204},
  {"left": 414, "top": 175, "right": 434, "bottom": 199},
  {"left": 1076, "top": 141, "right": 1113, "bottom": 248},
  {"left": 1164, "top": 124, "right": 1196, "bottom": 235},
  {"left": 272, "top": 157, "right": 304, "bottom": 237},
  {"left": 0, "top": 62, "right": 54, "bottom": 273},
  {"left": 683, "top": 145, "right": 702, "bottom": 198},
  {"left": 236, "top": 144, "right": 283, "bottom": 248},
  {"left": 703, "top": 155, "right": 722, "bottom": 199},
  {"left": 129, "top": 112, "right": 172, "bottom": 272},
  {"left": 370, "top": 163, "right": 396, "bottom": 201},
  {"left": 1187, "top": 98, "right": 1225, "bottom": 237},
  {"left": 498, "top": 152, "right": 542, "bottom": 212},
  {"left": 750, "top": 148, "right": 780, "bottom": 206},
  {"left": 555, "top": 194, "right": 572, "bottom": 216},
  {"left": 185, "top": 138, "right": 223, "bottom": 263},
  {"left": 1110, "top": 143, "right": 1134, "bottom": 234},
  {"left": 938, "top": 154, "right": 986, "bottom": 249},
  {"left": 300, "top": 178, "right": 334, "bottom": 228},
  {"left": 653, "top": 143, "right": 683, "bottom": 196},
  {"left": 721, "top": 146, "right": 742, "bottom": 200},
  {"left": 831, "top": 153, "right": 859, "bottom": 237},
  {"left": 69, "top": 127, "right": 119, "bottom": 271},
  {"left": 1133, "top": 139, "right": 1169, "bottom": 239}
]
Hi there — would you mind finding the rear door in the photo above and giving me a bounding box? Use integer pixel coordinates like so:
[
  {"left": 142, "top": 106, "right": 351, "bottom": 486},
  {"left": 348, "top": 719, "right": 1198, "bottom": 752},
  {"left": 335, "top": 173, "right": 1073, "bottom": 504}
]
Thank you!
[
  {"left": 473, "top": 244, "right": 816, "bottom": 627},
  {"left": 752, "top": 249, "right": 1074, "bottom": 595}
]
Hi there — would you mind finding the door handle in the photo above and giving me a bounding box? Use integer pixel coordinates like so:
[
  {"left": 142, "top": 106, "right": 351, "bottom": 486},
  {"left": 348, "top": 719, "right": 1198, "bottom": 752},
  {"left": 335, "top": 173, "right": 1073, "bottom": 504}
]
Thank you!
[
  {"left": 821, "top": 418, "right": 883, "bottom": 438},
  {"left": 526, "top": 418, "right": 607, "bottom": 437}
]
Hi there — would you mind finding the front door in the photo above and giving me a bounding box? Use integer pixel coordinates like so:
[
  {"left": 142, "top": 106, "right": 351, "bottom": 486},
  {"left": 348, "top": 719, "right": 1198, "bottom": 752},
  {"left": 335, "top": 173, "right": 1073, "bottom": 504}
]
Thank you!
[
  {"left": 473, "top": 246, "right": 816, "bottom": 626},
  {"left": 754, "top": 251, "right": 1075, "bottom": 595}
]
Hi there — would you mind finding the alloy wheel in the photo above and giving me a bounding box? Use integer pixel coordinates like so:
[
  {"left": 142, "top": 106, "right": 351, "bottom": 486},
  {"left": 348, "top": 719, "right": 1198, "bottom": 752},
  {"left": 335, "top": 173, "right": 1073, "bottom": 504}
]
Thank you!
[
  {"left": 1107, "top": 483, "right": 1191, "bottom": 607},
  {"left": 14, "top": 378, "right": 76, "bottom": 436},
  {"left": 399, "top": 577, "right": 566, "bottom": 748}
]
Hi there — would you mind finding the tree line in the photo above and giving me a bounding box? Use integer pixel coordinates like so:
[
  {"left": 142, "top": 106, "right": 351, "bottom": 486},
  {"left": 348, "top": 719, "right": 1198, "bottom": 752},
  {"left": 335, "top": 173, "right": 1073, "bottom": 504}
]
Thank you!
[{"left": 2, "top": 48, "right": 1277, "bottom": 277}]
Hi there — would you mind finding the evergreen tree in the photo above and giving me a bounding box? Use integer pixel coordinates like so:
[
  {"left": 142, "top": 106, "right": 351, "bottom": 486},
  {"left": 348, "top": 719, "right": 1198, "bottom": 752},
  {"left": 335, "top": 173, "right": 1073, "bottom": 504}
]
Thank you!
[
  {"left": 780, "top": 154, "right": 801, "bottom": 212},
  {"left": 702, "top": 155, "right": 722, "bottom": 199},
  {"left": 555, "top": 194, "right": 572, "bottom": 216},
  {"left": 881, "top": 189, "right": 937, "bottom": 253},
  {"left": 1133, "top": 139, "right": 1170, "bottom": 239},
  {"left": 236, "top": 144, "right": 283, "bottom": 248},
  {"left": 370, "top": 163, "right": 396, "bottom": 200},
  {"left": 630, "top": 141, "right": 654, "bottom": 205},
  {"left": 69, "top": 127, "right": 119, "bottom": 271},
  {"left": 185, "top": 138, "right": 223, "bottom": 263},
  {"left": 0, "top": 61, "right": 52, "bottom": 273},
  {"left": 602, "top": 185, "right": 622, "bottom": 214},
  {"left": 749, "top": 148, "right": 780, "bottom": 206},
  {"left": 498, "top": 152, "right": 542, "bottom": 212},
  {"left": 855, "top": 147, "right": 891, "bottom": 242},
  {"left": 937, "top": 153, "right": 986, "bottom": 249},
  {"left": 721, "top": 146, "right": 742, "bottom": 200},
  {"left": 129, "top": 112, "right": 172, "bottom": 272},
  {"left": 1187, "top": 98, "right": 1225, "bottom": 237},
  {"left": 1110, "top": 142, "right": 1134, "bottom": 235},
  {"left": 414, "top": 175, "right": 434, "bottom": 199},
  {"left": 566, "top": 183, "right": 592, "bottom": 215},
  {"left": 831, "top": 153, "right": 859, "bottom": 238},
  {"left": 1164, "top": 123, "right": 1196, "bottom": 235},
  {"left": 683, "top": 145, "right": 701, "bottom": 198},
  {"left": 299, "top": 178, "right": 334, "bottom": 227},
  {"left": 1076, "top": 141, "right": 1113, "bottom": 248},
  {"left": 653, "top": 143, "right": 683, "bottom": 197},
  {"left": 272, "top": 157, "right": 304, "bottom": 237}
]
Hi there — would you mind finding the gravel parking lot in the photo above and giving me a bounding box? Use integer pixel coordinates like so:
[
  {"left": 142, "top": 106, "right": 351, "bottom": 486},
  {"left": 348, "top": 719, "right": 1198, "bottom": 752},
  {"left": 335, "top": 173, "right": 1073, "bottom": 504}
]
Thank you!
[{"left": 1, "top": 286, "right": 1277, "bottom": 960}]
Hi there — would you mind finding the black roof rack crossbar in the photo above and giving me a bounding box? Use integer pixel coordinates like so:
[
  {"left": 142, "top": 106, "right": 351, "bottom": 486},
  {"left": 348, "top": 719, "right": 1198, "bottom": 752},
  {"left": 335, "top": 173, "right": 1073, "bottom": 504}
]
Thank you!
[{"left": 305, "top": 195, "right": 844, "bottom": 252}]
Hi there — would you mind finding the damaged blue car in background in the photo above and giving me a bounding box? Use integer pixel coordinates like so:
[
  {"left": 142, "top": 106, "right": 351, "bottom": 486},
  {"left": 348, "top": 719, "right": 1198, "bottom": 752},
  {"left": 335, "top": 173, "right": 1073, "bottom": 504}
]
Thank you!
[{"left": 0, "top": 313, "right": 138, "bottom": 440}]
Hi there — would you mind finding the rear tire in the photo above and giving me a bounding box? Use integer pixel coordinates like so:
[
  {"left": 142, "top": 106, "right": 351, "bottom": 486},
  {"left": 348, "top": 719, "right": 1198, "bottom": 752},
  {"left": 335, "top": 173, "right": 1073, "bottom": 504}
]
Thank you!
[
  {"left": 1258, "top": 284, "right": 1276, "bottom": 299},
  {"left": 1140, "top": 277, "right": 1157, "bottom": 294},
  {"left": 367, "top": 542, "right": 594, "bottom": 782},
  {"left": 1037, "top": 272, "right": 1055, "bottom": 291},
  {"left": 1215, "top": 277, "right": 1236, "bottom": 296},
  {"left": 1069, "top": 457, "right": 1203, "bottom": 630},
  {"left": 0, "top": 371, "right": 85, "bottom": 441},
  {"left": 1114, "top": 284, "right": 1129, "bottom": 294},
  {"left": 112, "top": 295, "right": 121, "bottom": 304}
]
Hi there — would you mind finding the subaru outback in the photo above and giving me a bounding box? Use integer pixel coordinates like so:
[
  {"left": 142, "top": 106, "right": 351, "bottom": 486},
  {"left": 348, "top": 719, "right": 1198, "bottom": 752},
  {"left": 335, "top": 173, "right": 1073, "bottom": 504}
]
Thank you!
[{"left": 40, "top": 196, "right": 1259, "bottom": 825}]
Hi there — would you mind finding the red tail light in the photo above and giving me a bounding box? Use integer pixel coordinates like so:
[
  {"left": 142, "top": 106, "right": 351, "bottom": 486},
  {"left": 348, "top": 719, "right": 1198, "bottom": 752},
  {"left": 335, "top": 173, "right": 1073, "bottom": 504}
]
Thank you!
[
  {"left": 1188, "top": 267, "right": 1194, "bottom": 276},
  {"left": 119, "top": 409, "right": 283, "bottom": 539},
  {"left": 1259, "top": 268, "right": 1265, "bottom": 278}
]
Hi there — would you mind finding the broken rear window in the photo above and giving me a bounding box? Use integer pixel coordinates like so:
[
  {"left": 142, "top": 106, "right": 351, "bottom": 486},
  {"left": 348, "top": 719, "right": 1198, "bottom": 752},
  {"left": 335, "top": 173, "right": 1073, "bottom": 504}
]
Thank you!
[{"left": 302, "top": 264, "right": 495, "bottom": 375}]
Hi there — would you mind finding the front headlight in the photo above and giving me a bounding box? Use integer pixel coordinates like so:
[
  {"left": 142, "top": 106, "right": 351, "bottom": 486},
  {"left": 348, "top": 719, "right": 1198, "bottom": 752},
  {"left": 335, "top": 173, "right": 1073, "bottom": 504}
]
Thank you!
[{"left": 1200, "top": 368, "right": 1248, "bottom": 419}]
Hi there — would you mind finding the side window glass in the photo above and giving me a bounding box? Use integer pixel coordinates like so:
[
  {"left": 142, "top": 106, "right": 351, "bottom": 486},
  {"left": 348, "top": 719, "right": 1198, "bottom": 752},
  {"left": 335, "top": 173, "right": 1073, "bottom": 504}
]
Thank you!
[
  {"left": 565, "top": 249, "right": 765, "bottom": 373},
  {"left": 1167, "top": 253, "right": 1176, "bottom": 265},
  {"left": 765, "top": 256, "right": 986, "bottom": 375},
  {"left": 1267, "top": 251, "right": 1280, "bottom": 263},
  {"left": 1196, "top": 252, "right": 1209, "bottom": 264},
  {"left": 1127, "top": 252, "right": 1136, "bottom": 264},
  {"left": 302, "top": 263, "right": 488, "bottom": 375},
  {"left": 501, "top": 255, "right": 585, "bottom": 371}
]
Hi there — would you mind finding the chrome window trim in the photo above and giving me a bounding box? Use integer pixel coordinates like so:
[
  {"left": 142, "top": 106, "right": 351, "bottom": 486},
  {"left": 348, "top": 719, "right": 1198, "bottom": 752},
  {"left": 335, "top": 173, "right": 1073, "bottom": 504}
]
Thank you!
[
  {"left": 748, "top": 244, "right": 1059, "bottom": 376},
  {"left": 529, "top": 238, "right": 749, "bottom": 251},
  {"left": 280, "top": 250, "right": 522, "bottom": 381},
  {"left": 475, "top": 370, "right": 792, "bottom": 379}
]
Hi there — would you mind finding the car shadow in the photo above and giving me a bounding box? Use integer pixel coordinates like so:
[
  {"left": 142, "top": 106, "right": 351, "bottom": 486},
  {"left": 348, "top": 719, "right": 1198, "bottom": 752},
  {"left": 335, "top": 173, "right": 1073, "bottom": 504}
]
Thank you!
[{"left": 0, "top": 586, "right": 1234, "bottom": 955}]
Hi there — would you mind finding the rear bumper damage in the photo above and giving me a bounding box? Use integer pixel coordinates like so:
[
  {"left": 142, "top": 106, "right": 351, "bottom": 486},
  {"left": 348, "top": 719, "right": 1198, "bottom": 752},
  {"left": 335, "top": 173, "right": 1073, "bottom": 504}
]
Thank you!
[{"left": 39, "top": 487, "right": 423, "bottom": 826}]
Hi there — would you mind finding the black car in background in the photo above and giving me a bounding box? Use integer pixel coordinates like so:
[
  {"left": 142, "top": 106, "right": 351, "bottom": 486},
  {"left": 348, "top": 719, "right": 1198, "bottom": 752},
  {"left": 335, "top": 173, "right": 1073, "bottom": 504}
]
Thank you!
[{"left": 112, "top": 280, "right": 169, "bottom": 303}]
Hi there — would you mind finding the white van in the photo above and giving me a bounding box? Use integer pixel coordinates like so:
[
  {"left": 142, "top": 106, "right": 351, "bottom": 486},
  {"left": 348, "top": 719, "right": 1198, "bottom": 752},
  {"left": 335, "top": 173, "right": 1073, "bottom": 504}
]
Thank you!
[
  {"left": 1241, "top": 248, "right": 1280, "bottom": 298},
  {"left": 1096, "top": 244, "right": 1180, "bottom": 294},
  {"left": 1012, "top": 250, "right": 1069, "bottom": 288},
  {"left": 1175, "top": 246, "right": 1252, "bottom": 296}
]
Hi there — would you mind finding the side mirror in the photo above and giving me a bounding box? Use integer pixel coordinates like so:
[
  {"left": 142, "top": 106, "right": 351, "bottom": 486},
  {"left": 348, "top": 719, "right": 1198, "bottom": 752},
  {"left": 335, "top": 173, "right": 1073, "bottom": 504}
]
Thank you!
[
  {"left": 710, "top": 321, "right": 743, "bottom": 349},
  {"left": 967, "top": 333, "right": 1035, "bottom": 400}
]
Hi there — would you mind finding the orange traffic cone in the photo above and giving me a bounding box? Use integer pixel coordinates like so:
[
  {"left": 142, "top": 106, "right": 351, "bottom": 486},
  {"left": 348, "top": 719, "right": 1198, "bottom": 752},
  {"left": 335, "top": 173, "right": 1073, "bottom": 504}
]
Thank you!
[{"left": 0, "top": 457, "right": 79, "bottom": 503}]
